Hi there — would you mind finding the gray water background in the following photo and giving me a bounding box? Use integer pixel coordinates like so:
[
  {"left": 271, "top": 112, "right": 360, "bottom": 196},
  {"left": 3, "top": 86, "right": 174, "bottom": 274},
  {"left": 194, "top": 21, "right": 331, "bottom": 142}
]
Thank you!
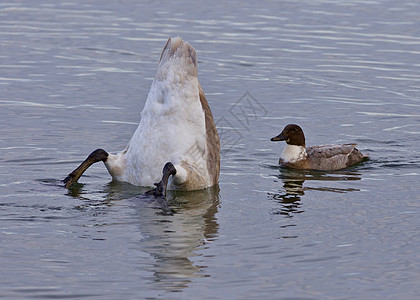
[{"left": 1, "top": 0, "right": 420, "bottom": 299}]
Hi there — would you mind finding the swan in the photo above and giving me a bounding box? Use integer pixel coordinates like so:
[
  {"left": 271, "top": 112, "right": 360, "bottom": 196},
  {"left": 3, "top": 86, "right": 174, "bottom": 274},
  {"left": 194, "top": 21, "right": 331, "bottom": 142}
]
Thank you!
[
  {"left": 63, "top": 37, "right": 220, "bottom": 195},
  {"left": 271, "top": 124, "right": 367, "bottom": 170}
]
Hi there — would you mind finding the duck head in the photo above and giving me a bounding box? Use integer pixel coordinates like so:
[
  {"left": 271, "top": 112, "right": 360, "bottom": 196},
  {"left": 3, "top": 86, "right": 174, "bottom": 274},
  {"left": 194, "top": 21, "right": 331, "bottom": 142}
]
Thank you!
[{"left": 271, "top": 124, "right": 306, "bottom": 147}]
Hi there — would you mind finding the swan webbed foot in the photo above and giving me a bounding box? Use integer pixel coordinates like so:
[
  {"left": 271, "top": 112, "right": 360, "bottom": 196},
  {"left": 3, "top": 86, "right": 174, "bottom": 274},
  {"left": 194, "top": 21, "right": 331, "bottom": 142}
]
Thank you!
[
  {"left": 63, "top": 173, "right": 76, "bottom": 188},
  {"left": 146, "top": 162, "right": 177, "bottom": 197},
  {"left": 63, "top": 149, "right": 109, "bottom": 189}
]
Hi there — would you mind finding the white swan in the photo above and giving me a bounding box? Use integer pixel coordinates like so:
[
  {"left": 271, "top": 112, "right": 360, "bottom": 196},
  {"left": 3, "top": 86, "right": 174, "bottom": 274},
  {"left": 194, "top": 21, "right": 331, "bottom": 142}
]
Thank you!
[{"left": 64, "top": 37, "right": 220, "bottom": 194}]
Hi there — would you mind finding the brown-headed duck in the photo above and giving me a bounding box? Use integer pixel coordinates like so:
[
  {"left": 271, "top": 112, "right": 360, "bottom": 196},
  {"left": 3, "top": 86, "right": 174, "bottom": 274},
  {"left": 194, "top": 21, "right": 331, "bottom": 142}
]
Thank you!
[{"left": 271, "top": 124, "right": 367, "bottom": 171}]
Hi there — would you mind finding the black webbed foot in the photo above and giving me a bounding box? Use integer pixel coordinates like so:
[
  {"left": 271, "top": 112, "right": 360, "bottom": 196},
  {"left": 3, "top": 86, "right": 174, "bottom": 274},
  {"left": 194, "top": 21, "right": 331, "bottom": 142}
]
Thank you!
[
  {"left": 63, "top": 149, "right": 109, "bottom": 189},
  {"left": 146, "top": 162, "right": 177, "bottom": 197}
]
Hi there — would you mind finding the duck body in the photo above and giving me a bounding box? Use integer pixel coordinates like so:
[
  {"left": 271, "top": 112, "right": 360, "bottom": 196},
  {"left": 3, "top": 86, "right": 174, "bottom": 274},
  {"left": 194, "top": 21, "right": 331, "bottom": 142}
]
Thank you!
[
  {"left": 64, "top": 37, "right": 220, "bottom": 191},
  {"left": 278, "top": 143, "right": 365, "bottom": 171},
  {"left": 271, "top": 124, "right": 367, "bottom": 171}
]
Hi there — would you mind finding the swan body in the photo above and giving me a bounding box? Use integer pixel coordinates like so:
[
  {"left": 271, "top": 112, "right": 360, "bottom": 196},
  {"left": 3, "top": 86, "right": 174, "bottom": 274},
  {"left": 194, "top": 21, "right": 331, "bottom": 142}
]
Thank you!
[
  {"left": 64, "top": 37, "right": 220, "bottom": 191},
  {"left": 271, "top": 124, "right": 367, "bottom": 171}
]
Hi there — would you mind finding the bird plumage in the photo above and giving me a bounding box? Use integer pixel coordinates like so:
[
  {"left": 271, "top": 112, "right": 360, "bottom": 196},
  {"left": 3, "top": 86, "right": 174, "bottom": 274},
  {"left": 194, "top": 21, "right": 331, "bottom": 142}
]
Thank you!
[
  {"left": 64, "top": 37, "right": 220, "bottom": 191},
  {"left": 271, "top": 124, "right": 367, "bottom": 171}
]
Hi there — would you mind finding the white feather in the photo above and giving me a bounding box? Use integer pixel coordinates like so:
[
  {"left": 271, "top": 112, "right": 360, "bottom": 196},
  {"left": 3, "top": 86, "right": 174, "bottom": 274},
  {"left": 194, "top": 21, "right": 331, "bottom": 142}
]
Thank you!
[
  {"left": 280, "top": 144, "right": 307, "bottom": 163},
  {"left": 104, "top": 38, "right": 210, "bottom": 189}
]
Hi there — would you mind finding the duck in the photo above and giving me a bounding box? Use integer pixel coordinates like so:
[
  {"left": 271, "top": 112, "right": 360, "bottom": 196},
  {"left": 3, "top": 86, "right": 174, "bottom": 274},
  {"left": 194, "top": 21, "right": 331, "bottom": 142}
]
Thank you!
[
  {"left": 270, "top": 124, "right": 367, "bottom": 171},
  {"left": 63, "top": 37, "right": 220, "bottom": 195}
]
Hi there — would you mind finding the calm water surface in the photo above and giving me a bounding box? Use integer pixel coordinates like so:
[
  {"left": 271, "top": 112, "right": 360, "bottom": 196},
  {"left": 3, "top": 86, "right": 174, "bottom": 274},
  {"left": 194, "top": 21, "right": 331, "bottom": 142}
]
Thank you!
[{"left": 1, "top": 1, "right": 420, "bottom": 299}]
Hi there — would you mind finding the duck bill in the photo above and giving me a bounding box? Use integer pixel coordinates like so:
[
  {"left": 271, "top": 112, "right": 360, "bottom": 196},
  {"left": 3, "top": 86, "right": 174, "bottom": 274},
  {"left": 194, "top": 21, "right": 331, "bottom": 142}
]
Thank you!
[{"left": 270, "top": 133, "right": 286, "bottom": 142}]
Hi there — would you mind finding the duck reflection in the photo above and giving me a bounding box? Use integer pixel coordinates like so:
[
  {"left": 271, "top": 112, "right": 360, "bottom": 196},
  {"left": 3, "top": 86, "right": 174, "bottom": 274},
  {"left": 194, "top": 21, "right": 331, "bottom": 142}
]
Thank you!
[
  {"left": 269, "top": 168, "right": 305, "bottom": 217},
  {"left": 131, "top": 185, "right": 220, "bottom": 292},
  {"left": 269, "top": 167, "right": 362, "bottom": 217}
]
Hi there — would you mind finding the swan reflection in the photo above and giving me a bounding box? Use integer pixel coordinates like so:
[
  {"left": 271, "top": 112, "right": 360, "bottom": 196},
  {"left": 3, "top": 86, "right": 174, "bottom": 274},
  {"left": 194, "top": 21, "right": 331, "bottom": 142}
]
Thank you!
[
  {"left": 131, "top": 186, "right": 220, "bottom": 292},
  {"left": 65, "top": 181, "right": 219, "bottom": 292}
]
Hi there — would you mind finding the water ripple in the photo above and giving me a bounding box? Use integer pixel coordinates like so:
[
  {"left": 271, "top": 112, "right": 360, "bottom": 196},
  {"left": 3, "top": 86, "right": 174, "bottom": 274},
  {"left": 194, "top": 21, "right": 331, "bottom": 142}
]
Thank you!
[{"left": 1, "top": 0, "right": 420, "bottom": 299}]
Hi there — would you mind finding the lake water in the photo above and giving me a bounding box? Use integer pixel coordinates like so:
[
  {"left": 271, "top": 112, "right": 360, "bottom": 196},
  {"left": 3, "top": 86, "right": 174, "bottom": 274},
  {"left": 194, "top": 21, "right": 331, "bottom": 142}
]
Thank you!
[{"left": 1, "top": 0, "right": 420, "bottom": 299}]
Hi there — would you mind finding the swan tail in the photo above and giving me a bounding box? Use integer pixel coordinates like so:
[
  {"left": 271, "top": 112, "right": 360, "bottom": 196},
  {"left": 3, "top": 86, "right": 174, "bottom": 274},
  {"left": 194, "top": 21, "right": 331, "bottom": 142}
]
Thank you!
[{"left": 159, "top": 37, "right": 197, "bottom": 77}]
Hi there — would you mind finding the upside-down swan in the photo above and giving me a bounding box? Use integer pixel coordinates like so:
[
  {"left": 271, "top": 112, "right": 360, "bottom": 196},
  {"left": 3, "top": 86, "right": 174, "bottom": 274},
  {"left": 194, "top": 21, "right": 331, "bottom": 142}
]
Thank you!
[{"left": 63, "top": 37, "right": 220, "bottom": 195}]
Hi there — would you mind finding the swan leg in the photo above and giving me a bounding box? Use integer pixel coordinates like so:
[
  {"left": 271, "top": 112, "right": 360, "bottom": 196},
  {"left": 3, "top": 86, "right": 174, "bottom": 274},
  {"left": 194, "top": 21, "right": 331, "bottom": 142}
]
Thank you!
[
  {"left": 63, "top": 149, "right": 109, "bottom": 188},
  {"left": 147, "top": 162, "right": 177, "bottom": 197}
]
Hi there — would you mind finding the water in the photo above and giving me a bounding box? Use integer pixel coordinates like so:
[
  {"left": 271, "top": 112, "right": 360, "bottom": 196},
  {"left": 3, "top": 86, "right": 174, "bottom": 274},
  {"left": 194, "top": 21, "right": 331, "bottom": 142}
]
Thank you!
[{"left": 1, "top": 0, "right": 420, "bottom": 299}]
